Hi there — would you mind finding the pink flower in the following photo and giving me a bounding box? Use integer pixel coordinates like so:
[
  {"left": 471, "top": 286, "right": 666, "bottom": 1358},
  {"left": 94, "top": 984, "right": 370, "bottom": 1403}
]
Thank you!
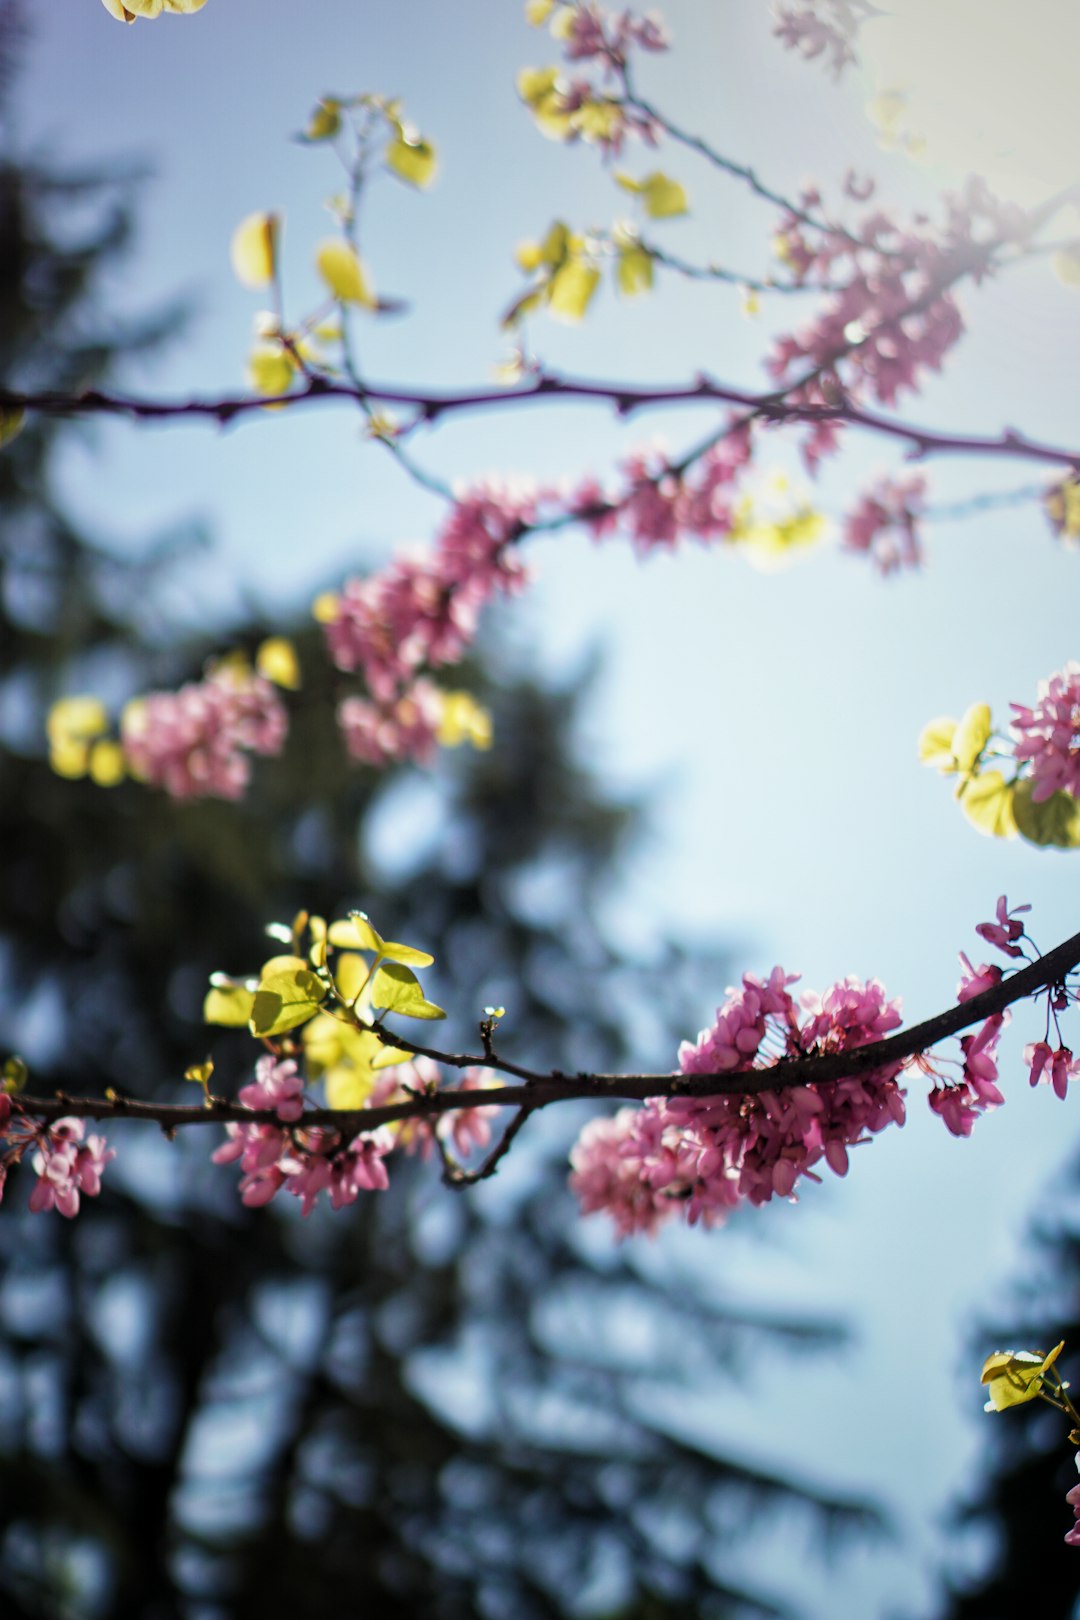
[
  {"left": 975, "top": 896, "right": 1031, "bottom": 960},
  {"left": 1011, "top": 662, "right": 1080, "bottom": 803},
  {"left": 337, "top": 680, "right": 443, "bottom": 768},
  {"left": 28, "top": 1118, "right": 115, "bottom": 1217},
  {"left": 238, "top": 1055, "right": 305, "bottom": 1122},
  {"left": 843, "top": 475, "right": 925, "bottom": 575},
  {"left": 957, "top": 954, "right": 1003, "bottom": 1003},
  {"left": 122, "top": 664, "right": 286, "bottom": 800},
  {"left": 1066, "top": 1455, "right": 1080, "bottom": 1546}
]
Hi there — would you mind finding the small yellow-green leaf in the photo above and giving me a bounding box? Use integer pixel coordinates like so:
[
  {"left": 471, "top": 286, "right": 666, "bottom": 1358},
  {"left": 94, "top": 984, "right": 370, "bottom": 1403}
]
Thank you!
[
  {"left": 203, "top": 984, "right": 256, "bottom": 1027},
  {"left": 1013, "top": 779, "right": 1080, "bottom": 848},
  {"left": 303, "top": 97, "right": 342, "bottom": 142},
  {"left": 918, "top": 716, "right": 959, "bottom": 771},
  {"left": 324, "top": 1064, "right": 378, "bottom": 1110},
  {"left": 246, "top": 345, "right": 296, "bottom": 396},
  {"left": 88, "top": 739, "right": 125, "bottom": 787},
  {"left": 952, "top": 702, "right": 992, "bottom": 774},
  {"left": 328, "top": 914, "right": 384, "bottom": 953},
  {"left": 231, "top": 211, "right": 280, "bottom": 289},
  {"left": 517, "top": 65, "right": 561, "bottom": 106},
  {"left": 371, "top": 962, "right": 446, "bottom": 1020},
  {"left": 525, "top": 0, "right": 556, "bottom": 22},
  {"left": 47, "top": 695, "right": 108, "bottom": 745},
  {"left": 371, "top": 1044, "right": 413, "bottom": 1070},
  {"left": 2, "top": 1055, "right": 28, "bottom": 1094},
  {"left": 315, "top": 240, "right": 375, "bottom": 308},
  {"left": 548, "top": 258, "right": 600, "bottom": 322},
  {"left": 1052, "top": 247, "right": 1080, "bottom": 287},
  {"left": 250, "top": 965, "right": 327, "bottom": 1037},
  {"left": 386, "top": 133, "right": 437, "bottom": 189},
  {"left": 982, "top": 1342, "right": 1064, "bottom": 1410},
  {"left": 616, "top": 242, "right": 654, "bottom": 296},
  {"left": 0, "top": 406, "right": 25, "bottom": 448},
  {"left": 333, "top": 951, "right": 370, "bottom": 1004},
  {"left": 255, "top": 636, "right": 301, "bottom": 690},
  {"left": 638, "top": 171, "right": 689, "bottom": 220},
  {"left": 959, "top": 771, "right": 1017, "bottom": 839},
  {"left": 378, "top": 938, "right": 435, "bottom": 968}
]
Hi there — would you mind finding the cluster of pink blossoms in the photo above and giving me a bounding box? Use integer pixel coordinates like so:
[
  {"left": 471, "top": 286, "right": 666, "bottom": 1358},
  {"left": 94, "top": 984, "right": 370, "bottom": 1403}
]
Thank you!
[
  {"left": 1066, "top": 1456, "right": 1080, "bottom": 1548},
  {"left": 121, "top": 663, "right": 287, "bottom": 800},
  {"left": 213, "top": 1054, "right": 496, "bottom": 1213},
  {"left": 537, "top": 2, "right": 668, "bottom": 154},
  {"left": 572, "top": 422, "right": 754, "bottom": 553},
  {"left": 843, "top": 473, "right": 926, "bottom": 575},
  {"left": 773, "top": 1, "right": 869, "bottom": 78},
  {"left": 324, "top": 481, "right": 534, "bottom": 765},
  {"left": 557, "top": 1, "right": 669, "bottom": 66},
  {"left": 0, "top": 1097, "right": 115, "bottom": 1218},
  {"left": 570, "top": 967, "right": 908, "bottom": 1238},
  {"left": 1010, "top": 661, "right": 1080, "bottom": 804},
  {"left": 767, "top": 179, "right": 1025, "bottom": 423}
]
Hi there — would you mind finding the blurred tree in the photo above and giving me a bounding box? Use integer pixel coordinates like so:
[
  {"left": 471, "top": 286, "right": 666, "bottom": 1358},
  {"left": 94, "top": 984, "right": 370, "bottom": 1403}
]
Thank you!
[
  {"left": 940, "top": 1181, "right": 1080, "bottom": 1620},
  {"left": 0, "top": 55, "right": 881, "bottom": 1620}
]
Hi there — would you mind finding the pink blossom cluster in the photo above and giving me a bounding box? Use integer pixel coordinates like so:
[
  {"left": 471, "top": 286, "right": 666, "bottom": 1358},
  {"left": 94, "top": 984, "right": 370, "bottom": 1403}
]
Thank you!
[
  {"left": 571, "top": 967, "right": 907, "bottom": 1237},
  {"left": 573, "top": 422, "right": 754, "bottom": 553},
  {"left": 843, "top": 473, "right": 926, "bottom": 574},
  {"left": 370, "top": 1057, "right": 497, "bottom": 1161},
  {"left": 773, "top": 1, "right": 868, "bottom": 78},
  {"left": 121, "top": 663, "right": 287, "bottom": 800},
  {"left": 213, "top": 1116, "right": 394, "bottom": 1214},
  {"left": 213, "top": 1055, "right": 498, "bottom": 1211},
  {"left": 767, "top": 180, "right": 1025, "bottom": 423},
  {"left": 1011, "top": 661, "right": 1080, "bottom": 804},
  {"left": 1066, "top": 1455, "right": 1080, "bottom": 1547},
  {"left": 0, "top": 1099, "right": 116, "bottom": 1217},
  {"left": 337, "top": 681, "right": 443, "bottom": 769},
  {"left": 929, "top": 1013, "right": 1006, "bottom": 1137},
  {"left": 324, "top": 480, "right": 535, "bottom": 692},
  {"left": 1024, "top": 1041, "right": 1079, "bottom": 1101},
  {"left": 557, "top": 2, "right": 670, "bottom": 68}
]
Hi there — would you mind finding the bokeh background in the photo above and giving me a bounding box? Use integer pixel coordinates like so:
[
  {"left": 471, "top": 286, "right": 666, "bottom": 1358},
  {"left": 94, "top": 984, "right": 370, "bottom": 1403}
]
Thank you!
[{"left": 2, "top": 1, "right": 1080, "bottom": 1615}]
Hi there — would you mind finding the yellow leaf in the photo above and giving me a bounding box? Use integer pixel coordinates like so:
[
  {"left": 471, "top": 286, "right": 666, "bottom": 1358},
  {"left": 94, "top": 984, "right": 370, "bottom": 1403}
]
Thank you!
[
  {"left": 47, "top": 695, "right": 108, "bottom": 746},
  {"left": 304, "top": 97, "right": 342, "bottom": 142},
  {"left": 0, "top": 406, "right": 25, "bottom": 448},
  {"left": 246, "top": 345, "right": 296, "bottom": 396},
  {"left": 437, "top": 691, "right": 493, "bottom": 750},
  {"left": 230, "top": 212, "right": 280, "bottom": 290},
  {"left": 327, "top": 914, "right": 384, "bottom": 953},
  {"left": 616, "top": 242, "right": 654, "bottom": 297},
  {"left": 982, "top": 1342, "right": 1064, "bottom": 1411},
  {"left": 184, "top": 1060, "right": 214, "bottom": 1087},
  {"left": 49, "top": 738, "right": 91, "bottom": 779},
  {"left": 548, "top": 259, "right": 600, "bottom": 322},
  {"left": 315, "top": 240, "right": 375, "bottom": 307},
  {"left": 952, "top": 702, "right": 992, "bottom": 774},
  {"left": 385, "top": 133, "right": 438, "bottom": 189},
  {"left": 1052, "top": 247, "right": 1080, "bottom": 287},
  {"left": 312, "top": 591, "right": 339, "bottom": 624},
  {"left": 88, "top": 739, "right": 126, "bottom": 787},
  {"left": 249, "top": 965, "right": 327, "bottom": 1038},
  {"left": 918, "top": 717, "right": 959, "bottom": 771},
  {"left": 255, "top": 636, "right": 301, "bottom": 690},
  {"left": 525, "top": 0, "right": 555, "bottom": 21},
  {"left": 517, "top": 66, "right": 561, "bottom": 106},
  {"left": 959, "top": 771, "right": 1017, "bottom": 839},
  {"left": 203, "top": 983, "right": 256, "bottom": 1027},
  {"left": 334, "top": 951, "right": 370, "bottom": 1004}
]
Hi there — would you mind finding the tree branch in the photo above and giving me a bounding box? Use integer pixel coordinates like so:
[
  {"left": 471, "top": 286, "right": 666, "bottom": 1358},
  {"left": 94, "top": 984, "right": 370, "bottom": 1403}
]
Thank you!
[{"left": 14, "top": 926, "right": 1080, "bottom": 1139}]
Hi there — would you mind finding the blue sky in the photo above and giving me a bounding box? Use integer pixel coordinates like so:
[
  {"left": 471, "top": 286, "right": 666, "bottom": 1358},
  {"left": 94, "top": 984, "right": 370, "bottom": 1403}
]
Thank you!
[{"left": 16, "top": 2, "right": 1080, "bottom": 1613}]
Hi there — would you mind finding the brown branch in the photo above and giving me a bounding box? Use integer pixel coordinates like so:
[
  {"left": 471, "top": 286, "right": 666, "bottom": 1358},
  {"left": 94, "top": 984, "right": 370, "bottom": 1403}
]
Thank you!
[
  {"left": 2, "top": 376, "right": 1077, "bottom": 473},
  {"left": 14, "top": 926, "right": 1080, "bottom": 1138}
]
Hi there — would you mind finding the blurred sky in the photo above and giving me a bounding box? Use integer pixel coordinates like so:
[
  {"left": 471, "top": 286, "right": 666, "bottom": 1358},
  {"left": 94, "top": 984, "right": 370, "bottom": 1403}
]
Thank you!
[{"left": 13, "top": 1, "right": 1080, "bottom": 1614}]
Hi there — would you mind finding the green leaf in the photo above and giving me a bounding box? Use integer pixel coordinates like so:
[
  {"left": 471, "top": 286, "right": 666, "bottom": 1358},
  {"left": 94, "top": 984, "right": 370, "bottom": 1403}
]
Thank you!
[
  {"left": 639, "top": 171, "right": 689, "bottom": 219},
  {"left": 616, "top": 241, "right": 654, "bottom": 296},
  {"left": 371, "top": 1044, "right": 414, "bottom": 1069},
  {"left": 370, "top": 962, "right": 446, "bottom": 1021},
  {"left": 315, "top": 239, "right": 375, "bottom": 307},
  {"left": 0, "top": 406, "right": 25, "bottom": 449},
  {"left": 203, "top": 983, "right": 256, "bottom": 1027},
  {"left": 385, "top": 133, "right": 437, "bottom": 188},
  {"left": 548, "top": 258, "right": 600, "bottom": 322},
  {"left": 952, "top": 702, "right": 992, "bottom": 774},
  {"left": 327, "top": 913, "right": 433, "bottom": 966},
  {"left": 1013, "top": 779, "right": 1080, "bottom": 848},
  {"left": 959, "top": 771, "right": 1017, "bottom": 839},
  {"left": 302, "top": 97, "right": 342, "bottom": 141},
  {"left": 250, "top": 965, "right": 327, "bottom": 1038}
]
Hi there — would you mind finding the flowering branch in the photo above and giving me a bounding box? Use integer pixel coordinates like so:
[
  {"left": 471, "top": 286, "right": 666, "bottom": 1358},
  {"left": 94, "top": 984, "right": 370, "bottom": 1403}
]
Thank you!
[{"left": 13, "top": 921, "right": 1080, "bottom": 1137}]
